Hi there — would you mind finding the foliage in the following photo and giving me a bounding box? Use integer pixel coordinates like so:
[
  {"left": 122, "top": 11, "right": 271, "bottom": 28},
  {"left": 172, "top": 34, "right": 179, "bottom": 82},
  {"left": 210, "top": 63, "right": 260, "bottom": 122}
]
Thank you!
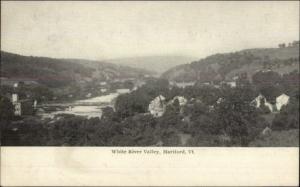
[
  {"left": 114, "top": 92, "right": 151, "bottom": 119},
  {"left": 272, "top": 99, "right": 299, "bottom": 130},
  {"left": 214, "top": 87, "right": 266, "bottom": 146},
  {"left": 0, "top": 95, "right": 14, "bottom": 121},
  {"left": 249, "top": 129, "right": 299, "bottom": 147},
  {"left": 114, "top": 78, "right": 170, "bottom": 119},
  {"left": 1, "top": 75, "right": 297, "bottom": 147},
  {"left": 281, "top": 70, "right": 300, "bottom": 96},
  {"left": 162, "top": 46, "right": 299, "bottom": 83},
  {"left": 1, "top": 51, "right": 95, "bottom": 88}
]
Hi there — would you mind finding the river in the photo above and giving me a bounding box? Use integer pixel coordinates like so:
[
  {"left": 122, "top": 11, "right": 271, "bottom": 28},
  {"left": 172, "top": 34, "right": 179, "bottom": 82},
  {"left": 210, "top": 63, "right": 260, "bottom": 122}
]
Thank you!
[{"left": 37, "top": 89, "right": 130, "bottom": 119}]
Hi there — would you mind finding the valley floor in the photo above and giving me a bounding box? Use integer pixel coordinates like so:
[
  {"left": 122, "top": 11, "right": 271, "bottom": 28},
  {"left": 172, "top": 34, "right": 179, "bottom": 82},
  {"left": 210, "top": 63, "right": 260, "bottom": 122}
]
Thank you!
[{"left": 249, "top": 129, "right": 299, "bottom": 147}]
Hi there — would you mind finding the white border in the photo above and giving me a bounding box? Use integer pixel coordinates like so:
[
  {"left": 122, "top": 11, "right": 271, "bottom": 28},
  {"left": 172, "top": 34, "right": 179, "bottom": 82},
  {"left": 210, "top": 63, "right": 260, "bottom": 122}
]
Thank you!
[{"left": 1, "top": 147, "right": 299, "bottom": 186}]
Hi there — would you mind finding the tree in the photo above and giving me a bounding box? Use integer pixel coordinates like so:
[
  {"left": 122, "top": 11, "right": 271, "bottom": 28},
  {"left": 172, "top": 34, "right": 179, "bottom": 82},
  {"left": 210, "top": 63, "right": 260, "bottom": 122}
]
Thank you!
[
  {"left": 108, "top": 114, "right": 158, "bottom": 146},
  {"left": 32, "top": 85, "right": 54, "bottom": 102},
  {"left": 0, "top": 95, "right": 14, "bottom": 121},
  {"left": 258, "top": 98, "right": 271, "bottom": 114},
  {"left": 123, "top": 80, "right": 134, "bottom": 90},
  {"left": 281, "top": 70, "right": 299, "bottom": 96},
  {"left": 257, "top": 85, "right": 282, "bottom": 104},
  {"left": 272, "top": 99, "right": 299, "bottom": 130},
  {"left": 252, "top": 70, "right": 282, "bottom": 87},
  {"left": 0, "top": 95, "right": 16, "bottom": 145},
  {"left": 215, "top": 88, "right": 265, "bottom": 146},
  {"left": 101, "top": 106, "right": 116, "bottom": 121},
  {"left": 114, "top": 92, "right": 151, "bottom": 119},
  {"left": 278, "top": 43, "right": 286, "bottom": 48},
  {"left": 165, "top": 98, "right": 180, "bottom": 116},
  {"left": 142, "top": 78, "right": 169, "bottom": 97}
]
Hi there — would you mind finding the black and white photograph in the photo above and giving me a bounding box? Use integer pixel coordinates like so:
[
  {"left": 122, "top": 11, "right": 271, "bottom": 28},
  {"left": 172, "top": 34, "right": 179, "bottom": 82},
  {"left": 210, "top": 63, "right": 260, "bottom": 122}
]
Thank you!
[
  {"left": 1, "top": 1, "right": 299, "bottom": 148},
  {"left": 1, "top": 1, "right": 299, "bottom": 186}
]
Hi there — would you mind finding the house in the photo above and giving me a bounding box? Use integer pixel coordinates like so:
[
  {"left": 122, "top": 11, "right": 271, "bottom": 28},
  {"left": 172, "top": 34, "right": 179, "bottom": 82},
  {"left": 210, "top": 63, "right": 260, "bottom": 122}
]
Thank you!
[
  {"left": 220, "top": 81, "right": 236, "bottom": 88},
  {"left": 216, "top": 97, "right": 224, "bottom": 104},
  {"left": 170, "top": 81, "right": 195, "bottom": 88},
  {"left": 100, "top": 88, "right": 107, "bottom": 93},
  {"left": 251, "top": 93, "right": 290, "bottom": 113},
  {"left": 11, "top": 93, "right": 36, "bottom": 116},
  {"left": 226, "top": 81, "right": 237, "bottom": 88},
  {"left": 251, "top": 94, "right": 274, "bottom": 112},
  {"left": 276, "top": 94, "right": 289, "bottom": 111},
  {"left": 100, "top": 81, "right": 107, "bottom": 86},
  {"left": 12, "top": 93, "right": 21, "bottom": 116},
  {"left": 148, "top": 95, "right": 166, "bottom": 117}
]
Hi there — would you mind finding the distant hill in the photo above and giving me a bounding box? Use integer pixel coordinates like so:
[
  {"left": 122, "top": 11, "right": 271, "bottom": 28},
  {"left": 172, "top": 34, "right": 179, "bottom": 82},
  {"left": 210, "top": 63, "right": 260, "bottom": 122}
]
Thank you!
[
  {"left": 0, "top": 51, "right": 153, "bottom": 88},
  {"left": 161, "top": 44, "right": 299, "bottom": 82},
  {"left": 105, "top": 55, "right": 197, "bottom": 75}
]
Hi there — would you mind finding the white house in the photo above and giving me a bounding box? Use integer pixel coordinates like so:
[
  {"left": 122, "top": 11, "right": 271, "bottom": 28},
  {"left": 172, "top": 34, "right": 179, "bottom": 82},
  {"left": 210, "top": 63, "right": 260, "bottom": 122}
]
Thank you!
[
  {"left": 276, "top": 94, "right": 290, "bottom": 111},
  {"left": 251, "top": 94, "right": 274, "bottom": 112},
  {"left": 12, "top": 93, "right": 21, "bottom": 116},
  {"left": 227, "top": 81, "right": 237, "bottom": 88},
  {"left": 13, "top": 103, "right": 22, "bottom": 116},
  {"left": 33, "top": 100, "right": 38, "bottom": 110},
  {"left": 216, "top": 97, "right": 224, "bottom": 104},
  {"left": 100, "top": 88, "right": 107, "bottom": 93},
  {"left": 220, "top": 81, "right": 237, "bottom": 88},
  {"left": 148, "top": 95, "right": 166, "bottom": 117}
]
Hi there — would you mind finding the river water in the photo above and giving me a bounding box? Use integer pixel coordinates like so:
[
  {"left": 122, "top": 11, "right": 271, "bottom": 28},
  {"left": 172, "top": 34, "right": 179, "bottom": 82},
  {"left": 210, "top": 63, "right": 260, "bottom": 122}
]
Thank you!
[{"left": 37, "top": 89, "right": 130, "bottom": 119}]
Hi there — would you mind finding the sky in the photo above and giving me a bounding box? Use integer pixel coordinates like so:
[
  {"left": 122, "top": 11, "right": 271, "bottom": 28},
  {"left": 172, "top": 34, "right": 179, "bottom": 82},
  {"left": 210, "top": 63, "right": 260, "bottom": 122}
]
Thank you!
[{"left": 1, "top": 1, "right": 299, "bottom": 61}]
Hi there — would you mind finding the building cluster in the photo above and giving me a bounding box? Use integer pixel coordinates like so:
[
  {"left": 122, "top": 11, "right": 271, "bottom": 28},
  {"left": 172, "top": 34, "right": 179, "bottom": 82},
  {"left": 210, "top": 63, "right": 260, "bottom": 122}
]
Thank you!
[
  {"left": 8, "top": 83, "right": 37, "bottom": 116},
  {"left": 148, "top": 95, "right": 166, "bottom": 117},
  {"left": 11, "top": 93, "right": 37, "bottom": 116},
  {"left": 147, "top": 92, "right": 291, "bottom": 138},
  {"left": 148, "top": 95, "right": 188, "bottom": 118},
  {"left": 251, "top": 93, "right": 290, "bottom": 113}
]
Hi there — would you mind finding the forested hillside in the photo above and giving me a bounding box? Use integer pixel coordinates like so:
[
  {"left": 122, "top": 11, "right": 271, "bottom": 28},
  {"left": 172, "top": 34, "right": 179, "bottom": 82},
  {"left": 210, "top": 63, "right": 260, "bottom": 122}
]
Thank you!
[
  {"left": 1, "top": 51, "right": 153, "bottom": 88},
  {"left": 162, "top": 43, "right": 299, "bottom": 82}
]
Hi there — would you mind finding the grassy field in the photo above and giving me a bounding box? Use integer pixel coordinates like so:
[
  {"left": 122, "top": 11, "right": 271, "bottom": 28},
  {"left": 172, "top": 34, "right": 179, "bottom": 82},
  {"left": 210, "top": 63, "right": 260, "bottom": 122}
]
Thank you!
[{"left": 249, "top": 129, "right": 299, "bottom": 147}]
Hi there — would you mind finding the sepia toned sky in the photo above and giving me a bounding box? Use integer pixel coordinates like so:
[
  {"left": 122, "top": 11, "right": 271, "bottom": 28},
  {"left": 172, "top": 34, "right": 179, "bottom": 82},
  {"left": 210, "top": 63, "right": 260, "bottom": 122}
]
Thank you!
[{"left": 1, "top": 1, "right": 299, "bottom": 60}]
